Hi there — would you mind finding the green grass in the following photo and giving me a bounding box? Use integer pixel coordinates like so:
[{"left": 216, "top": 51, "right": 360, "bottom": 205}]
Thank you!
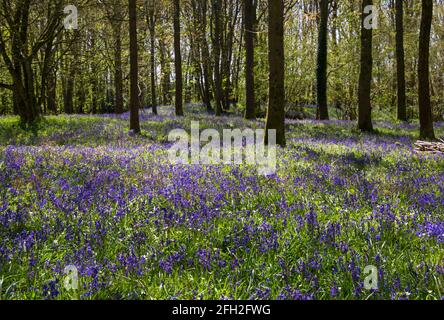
[{"left": 0, "top": 111, "right": 443, "bottom": 300}]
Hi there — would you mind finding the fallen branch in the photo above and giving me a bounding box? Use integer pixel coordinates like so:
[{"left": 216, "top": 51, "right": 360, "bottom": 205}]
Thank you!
[{"left": 414, "top": 139, "right": 444, "bottom": 154}]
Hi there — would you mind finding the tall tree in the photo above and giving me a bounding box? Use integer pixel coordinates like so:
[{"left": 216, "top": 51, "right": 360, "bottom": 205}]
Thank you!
[
  {"left": 212, "top": 0, "right": 223, "bottom": 116},
  {"left": 159, "top": 38, "right": 172, "bottom": 105},
  {"left": 244, "top": 0, "right": 256, "bottom": 119},
  {"left": 128, "top": 0, "right": 141, "bottom": 133},
  {"left": 418, "top": 0, "right": 435, "bottom": 140},
  {"left": 358, "top": 0, "right": 374, "bottom": 132},
  {"left": 316, "top": 0, "right": 329, "bottom": 120},
  {"left": 395, "top": 0, "right": 407, "bottom": 121},
  {"left": 221, "top": 0, "right": 240, "bottom": 112},
  {"left": 265, "top": 0, "right": 285, "bottom": 147},
  {"left": 113, "top": 24, "right": 124, "bottom": 115},
  {"left": 199, "top": 0, "right": 213, "bottom": 112},
  {"left": 102, "top": 0, "right": 125, "bottom": 114},
  {"left": 146, "top": 0, "right": 158, "bottom": 114},
  {"left": 0, "top": 0, "right": 63, "bottom": 125},
  {"left": 63, "top": 38, "right": 76, "bottom": 115},
  {"left": 173, "top": 0, "right": 184, "bottom": 116}
]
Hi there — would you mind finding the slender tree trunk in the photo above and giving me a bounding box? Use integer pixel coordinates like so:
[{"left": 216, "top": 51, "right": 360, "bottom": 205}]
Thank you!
[
  {"left": 64, "top": 70, "right": 75, "bottom": 114},
  {"left": 39, "top": 37, "right": 56, "bottom": 114},
  {"left": 184, "top": 53, "right": 192, "bottom": 103},
  {"left": 47, "top": 70, "right": 57, "bottom": 114},
  {"left": 358, "top": 0, "right": 374, "bottom": 132},
  {"left": 159, "top": 40, "right": 171, "bottom": 105},
  {"left": 396, "top": 0, "right": 407, "bottom": 121},
  {"left": 331, "top": 0, "right": 338, "bottom": 47},
  {"left": 222, "top": 3, "right": 237, "bottom": 112},
  {"left": 113, "top": 29, "right": 124, "bottom": 114},
  {"left": 150, "top": 32, "right": 157, "bottom": 115},
  {"left": 77, "top": 84, "right": 85, "bottom": 114},
  {"left": 21, "top": 59, "right": 38, "bottom": 124},
  {"left": 317, "top": 0, "right": 329, "bottom": 120},
  {"left": 12, "top": 33, "right": 22, "bottom": 117},
  {"left": 173, "top": 0, "right": 184, "bottom": 116},
  {"left": 12, "top": 90, "right": 19, "bottom": 115},
  {"left": 91, "top": 74, "right": 98, "bottom": 114},
  {"left": 201, "top": 45, "right": 213, "bottom": 111},
  {"left": 90, "top": 32, "right": 98, "bottom": 114},
  {"left": 418, "top": 0, "right": 435, "bottom": 140},
  {"left": 129, "top": 0, "right": 140, "bottom": 133},
  {"left": 234, "top": 25, "right": 244, "bottom": 105},
  {"left": 265, "top": 0, "right": 285, "bottom": 147},
  {"left": 213, "top": 0, "right": 223, "bottom": 116},
  {"left": 194, "top": 0, "right": 213, "bottom": 111},
  {"left": 244, "top": 0, "right": 256, "bottom": 119},
  {"left": 64, "top": 36, "right": 78, "bottom": 115},
  {"left": 148, "top": 4, "right": 158, "bottom": 115},
  {"left": 201, "top": 0, "right": 213, "bottom": 111}
]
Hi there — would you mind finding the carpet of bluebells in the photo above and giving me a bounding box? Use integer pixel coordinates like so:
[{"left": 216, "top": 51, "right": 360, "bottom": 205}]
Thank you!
[{"left": 0, "top": 105, "right": 443, "bottom": 300}]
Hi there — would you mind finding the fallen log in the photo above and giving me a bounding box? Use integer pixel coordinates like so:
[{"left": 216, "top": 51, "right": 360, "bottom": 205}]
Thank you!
[{"left": 414, "top": 139, "right": 444, "bottom": 154}]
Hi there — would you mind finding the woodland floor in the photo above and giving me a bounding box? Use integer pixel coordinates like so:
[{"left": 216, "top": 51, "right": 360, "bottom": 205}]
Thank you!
[{"left": 0, "top": 105, "right": 443, "bottom": 299}]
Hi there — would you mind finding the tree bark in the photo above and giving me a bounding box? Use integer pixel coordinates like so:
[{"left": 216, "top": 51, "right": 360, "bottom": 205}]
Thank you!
[
  {"left": 129, "top": 0, "right": 141, "bottom": 133},
  {"left": 316, "top": 0, "right": 329, "bottom": 120},
  {"left": 147, "top": 2, "right": 158, "bottom": 115},
  {"left": 418, "top": 0, "right": 435, "bottom": 140},
  {"left": 64, "top": 61, "right": 75, "bottom": 115},
  {"left": 395, "top": 0, "right": 407, "bottom": 121},
  {"left": 159, "top": 39, "right": 171, "bottom": 105},
  {"left": 113, "top": 28, "right": 124, "bottom": 114},
  {"left": 212, "top": 0, "right": 223, "bottom": 116},
  {"left": 47, "top": 70, "right": 57, "bottom": 114},
  {"left": 173, "top": 0, "right": 184, "bottom": 116},
  {"left": 200, "top": 0, "right": 213, "bottom": 111},
  {"left": 244, "top": 0, "right": 256, "bottom": 119},
  {"left": 265, "top": 0, "right": 285, "bottom": 147},
  {"left": 358, "top": 0, "right": 374, "bottom": 132}
]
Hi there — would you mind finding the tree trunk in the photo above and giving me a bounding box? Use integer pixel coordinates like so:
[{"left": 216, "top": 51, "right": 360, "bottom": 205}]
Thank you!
[
  {"left": 265, "top": 0, "right": 285, "bottom": 147},
  {"left": 173, "top": 0, "right": 184, "bottom": 116},
  {"left": 147, "top": 3, "right": 158, "bottom": 115},
  {"left": 129, "top": 0, "right": 141, "bottom": 133},
  {"left": 418, "top": 0, "right": 435, "bottom": 140},
  {"left": 212, "top": 0, "right": 223, "bottom": 116},
  {"left": 358, "top": 0, "right": 374, "bottom": 132},
  {"left": 316, "top": 0, "right": 329, "bottom": 120},
  {"left": 12, "top": 90, "right": 19, "bottom": 115},
  {"left": 222, "top": 2, "right": 238, "bottom": 112},
  {"left": 77, "top": 83, "right": 85, "bottom": 114},
  {"left": 90, "top": 32, "right": 99, "bottom": 115},
  {"left": 159, "top": 40, "right": 171, "bottom": 105},
  {"left": 64, "top": 34, "right": 78, "bottom": 115},
  {"left": 10, "top": 1, "right": 39, "bottom": 125},
  {"left": 201, "top": 0, "right": 213, "bottom": 111},
  {"left": 184, "top": 53, "right": 192, "bottom": 104},
  {"left": 47, "top": 70, "right": 57, "bottom": 114},
  {"left": 244, "top": 0, "right": 256, "bottom": 119},
  {"left": 113, "top": 29, "right": 124, "bottom": 114},
  {"left": 150, "top": 32, "right": 157, "bottom": 114},
  {"left": 64, "top": 69, "right": 75, "bottom": 114},
  {"left": 395, "top": 0, "right": 407, "bottom": 121}
]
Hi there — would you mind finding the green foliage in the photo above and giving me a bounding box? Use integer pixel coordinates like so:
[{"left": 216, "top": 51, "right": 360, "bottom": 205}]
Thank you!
[{"left": 0, "top": 112, "right": 443, "bottom": 299}]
